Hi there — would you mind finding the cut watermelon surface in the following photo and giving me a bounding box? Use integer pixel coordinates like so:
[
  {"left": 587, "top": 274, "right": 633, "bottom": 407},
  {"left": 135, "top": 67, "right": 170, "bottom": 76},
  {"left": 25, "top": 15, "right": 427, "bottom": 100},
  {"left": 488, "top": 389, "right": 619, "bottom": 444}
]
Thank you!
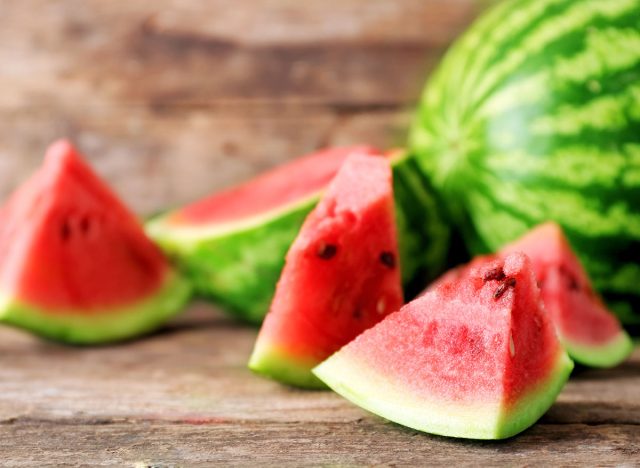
[
  {"left": 500, "top": 223, "right": 633, "bottom": 368},
  {"left": 249, "top": 153, "right": 404, "bottom": 388},
  {"left": 0, "top": 140, "right": 191, "bottom": 344},
  {"left": 147, "top": 146, "right": 449, "bottom": 324},
  {"left": 314, "top": 253, "right": 573, "bottom": 440}
]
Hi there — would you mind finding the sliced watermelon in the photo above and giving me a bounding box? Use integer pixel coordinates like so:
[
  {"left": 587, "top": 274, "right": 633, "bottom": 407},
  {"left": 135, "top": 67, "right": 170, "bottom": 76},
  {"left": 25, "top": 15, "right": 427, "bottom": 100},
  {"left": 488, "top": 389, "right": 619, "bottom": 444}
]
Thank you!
[
  {"left": 147, "top": 146, "right": 449, "bottom": 324},
  {"left": 314, "top": 253, "right": 573, "bottom": 440},
  {"left": 249, "top": 153, "right": 404, "bottom": 388},
  {"left": 0, "top": 140, "right": 191, "bottom": 344},
  {"left": 500, "top": 223, "right": 633, "bottom": 368}
]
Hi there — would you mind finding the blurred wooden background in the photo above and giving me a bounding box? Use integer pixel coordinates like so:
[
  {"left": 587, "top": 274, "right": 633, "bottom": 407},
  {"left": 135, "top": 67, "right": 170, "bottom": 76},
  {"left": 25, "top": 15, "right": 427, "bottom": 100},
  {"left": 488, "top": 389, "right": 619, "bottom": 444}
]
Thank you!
[{"left": 0, "top": 0, "right": 483, "bottom": 214}]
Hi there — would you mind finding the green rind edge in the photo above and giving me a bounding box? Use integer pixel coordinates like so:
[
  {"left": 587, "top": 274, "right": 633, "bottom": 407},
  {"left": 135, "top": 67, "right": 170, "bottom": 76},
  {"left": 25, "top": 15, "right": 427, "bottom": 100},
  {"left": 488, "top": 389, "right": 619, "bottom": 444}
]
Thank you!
[
  {"left": 248, "top": 343, "right": 326, "bottom": 389},
  {"left": 0, "top": 272, "right": 192, "bottom": 345},
  {"left": 313, "top": 350, "right": 574, "bottom": 440},
  {"left": 495, "top": 351, "right": 574, "bottom": 439},
  {"left": 147, "top": 197, "right": 316, "bottom": 324},
  {"left": 561, "top": 331, "right": 634, "bottom": 368},
  {"left": 146, "top": 153, "right": 450, "bottom": 324}
]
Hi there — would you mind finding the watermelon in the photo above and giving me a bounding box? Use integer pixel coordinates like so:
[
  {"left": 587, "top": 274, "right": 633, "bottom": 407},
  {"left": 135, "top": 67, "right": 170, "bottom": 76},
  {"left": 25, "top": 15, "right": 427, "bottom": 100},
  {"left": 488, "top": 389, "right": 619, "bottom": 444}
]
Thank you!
[
  {"left": 501, "top": 223, "right": 633, "bottom": 367},
  {"left": 147, "top": 146, "right": 449, "bottom": 324},
  {"left": 409, "top": 0, "right": 640, "bottom": 329},
  {"left": 249, "top": 153, "right": 404, "bottom": 388},
  {"left": 314, "top": 253, "right": 574, "bottom": 440},
  {"left": 0, "top": 140, "right": 191, "bottom": 344}
]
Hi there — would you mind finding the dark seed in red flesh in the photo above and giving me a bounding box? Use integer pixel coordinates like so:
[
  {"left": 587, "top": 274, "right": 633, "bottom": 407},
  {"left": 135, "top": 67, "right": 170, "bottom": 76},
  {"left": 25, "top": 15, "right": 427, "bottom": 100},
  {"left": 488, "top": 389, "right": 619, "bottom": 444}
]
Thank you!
[
  {"left": 558, "top": 266, "right": 580, "bottom": 291},
  {"left": 317, "top": 243, "right": 338, "bottom": 260},
  {"left": 80, "top": 216, "right": 91, "bottom": 235},
  {"left": 61, "top": 220, "right": 72, "bottom": 242},
  {"left": 380, "top": 251, "right": 396, "bottom": 269},
  {"left": 494, "top": 277, "right": 516, "bottom": 300},
  {"left": 483, "top": 267, "right": 506, "bottom": 282}
]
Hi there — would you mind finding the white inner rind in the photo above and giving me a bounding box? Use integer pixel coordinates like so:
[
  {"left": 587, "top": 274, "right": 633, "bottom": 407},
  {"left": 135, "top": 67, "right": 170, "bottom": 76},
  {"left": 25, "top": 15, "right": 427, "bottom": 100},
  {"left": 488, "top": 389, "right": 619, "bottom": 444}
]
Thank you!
[
  {"left": 314, "top": 349, "right": 574, "bottom": 440},
  {"left": 147, "top": 193, "right": 320, "bottom": 245},
  {"left": 561, "top": 331, "right": 634, "bottom": 368},
  {"left": 147, "top": 153, "right": 412, "bottom": 245}
]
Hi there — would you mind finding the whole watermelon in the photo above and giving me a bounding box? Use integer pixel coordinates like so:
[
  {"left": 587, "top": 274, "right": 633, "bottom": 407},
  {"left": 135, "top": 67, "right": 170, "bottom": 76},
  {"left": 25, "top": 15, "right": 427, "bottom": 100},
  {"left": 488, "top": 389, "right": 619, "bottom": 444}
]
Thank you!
[{"left": 409, "top": 0, "right": 640, "bottom": 329}]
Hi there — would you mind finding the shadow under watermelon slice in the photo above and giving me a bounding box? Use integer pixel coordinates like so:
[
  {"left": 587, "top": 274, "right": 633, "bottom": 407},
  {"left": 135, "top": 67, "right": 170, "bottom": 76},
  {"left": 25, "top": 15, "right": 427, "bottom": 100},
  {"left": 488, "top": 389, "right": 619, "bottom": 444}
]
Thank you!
[{"left": 0, "top": 140, "right": 191, "bottom": 344}]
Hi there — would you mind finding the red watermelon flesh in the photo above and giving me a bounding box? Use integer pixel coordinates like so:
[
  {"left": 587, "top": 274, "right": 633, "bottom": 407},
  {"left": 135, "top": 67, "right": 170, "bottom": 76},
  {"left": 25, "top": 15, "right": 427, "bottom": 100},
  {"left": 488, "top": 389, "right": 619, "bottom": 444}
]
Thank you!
[
  {"left": 169, "top": 145, "right": 378, "bottom": 226},
  {"left": 500, "top": 222, "right": 632, "bottom": 368},
  {"left": 0, "top": 140, "right": 191, "bottom": 344},
  {"left": 249, "top": 153, "right": 404, "bottom": 388},
  {"left": 0, "top": 140, "right": 168, "bottom": 311},
  {"left": 314, "top": 253, "right": 573, "bottom": 439}
]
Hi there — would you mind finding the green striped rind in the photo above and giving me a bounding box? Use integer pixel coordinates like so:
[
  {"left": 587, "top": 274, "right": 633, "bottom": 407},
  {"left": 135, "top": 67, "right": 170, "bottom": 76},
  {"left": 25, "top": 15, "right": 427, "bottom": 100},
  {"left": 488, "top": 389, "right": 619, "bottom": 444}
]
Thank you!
[
  {"left": 392, "top": 153, "right": 451, "bottom": 297},
  {"left": 147, "top": 154, "right": 450, "bottom": 324},
  {"left": 409, "top": 0, "right": 640, "bottom": 326},
  {"left": 0, "top": 272, "right": 192, "bottom": 345},
  {"left": 562, "top": 331, "right": 634, "bottom": 368},
  {"left": 314, "top": 347, "right": 573, "bottom": 440},
  {"left": 148, "top": 197, "right": 314, "bottom": 324}
]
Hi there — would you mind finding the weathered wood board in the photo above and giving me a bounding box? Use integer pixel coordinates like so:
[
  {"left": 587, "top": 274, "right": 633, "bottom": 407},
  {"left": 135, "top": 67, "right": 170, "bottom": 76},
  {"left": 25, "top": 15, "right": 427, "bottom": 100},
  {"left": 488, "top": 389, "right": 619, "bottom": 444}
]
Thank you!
[
  {"left": 0, "top": 0, "right": 482, "bottom": 214},
  {"left": 0, "top": 306, "right": 638, "bottom": 467}
]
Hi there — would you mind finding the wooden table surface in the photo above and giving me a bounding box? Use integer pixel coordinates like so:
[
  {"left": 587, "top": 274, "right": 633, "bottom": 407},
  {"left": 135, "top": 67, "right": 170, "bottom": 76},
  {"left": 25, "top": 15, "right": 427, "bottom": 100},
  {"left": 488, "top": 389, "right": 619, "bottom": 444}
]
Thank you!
[
  {"left": 0, "top": 306, "right": 638, "bottom": 467},
  {"left": 0, "top": 1, "right": 639, "bottom": 466}
]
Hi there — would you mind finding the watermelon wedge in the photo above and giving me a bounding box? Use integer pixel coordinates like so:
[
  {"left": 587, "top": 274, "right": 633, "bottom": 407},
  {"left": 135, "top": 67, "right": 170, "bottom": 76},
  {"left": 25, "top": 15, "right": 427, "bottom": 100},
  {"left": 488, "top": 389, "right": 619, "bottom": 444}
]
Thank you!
[
  {"left": 0, "top": 140, "right": 191, "bottom": 344},
  {"left": 147, "top": 146, "right": 449, "bottom": 324},
  {"left": 500, "top": 223, "right": 633, "bottom": 368},
  {"left": 249, "top": 153, "right": 404, "bottom": 388},
  {"left": 314, "top": 253, "right": 573, "bottom": 440}
]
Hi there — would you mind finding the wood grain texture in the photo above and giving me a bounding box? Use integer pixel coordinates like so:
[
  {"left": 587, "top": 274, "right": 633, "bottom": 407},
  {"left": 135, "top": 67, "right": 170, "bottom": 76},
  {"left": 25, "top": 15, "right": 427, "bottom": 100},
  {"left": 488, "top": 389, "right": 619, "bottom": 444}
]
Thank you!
[
  {"left": 0, "top": 0, "right": 483, "bottom": 214},
  {"left": 0, "top": 306, "right": 639, "bottom": 467}
]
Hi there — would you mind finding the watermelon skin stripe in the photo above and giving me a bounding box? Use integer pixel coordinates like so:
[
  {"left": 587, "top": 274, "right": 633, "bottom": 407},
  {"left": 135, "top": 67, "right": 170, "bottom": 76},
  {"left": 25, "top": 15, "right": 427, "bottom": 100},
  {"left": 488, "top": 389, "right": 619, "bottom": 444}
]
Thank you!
[
  {"left": 463, "top": 181, "right": 640, "bottom": 297},
  {"left": 409, "top": 0, "right": 640, "bottom": 327},
  {"left": 468, "top": 1, "right": 639, "bottom": 110},
  {"left": 147, "top": 154, "right": 450, "bottom": 324},
  {"left": 148, "top": 198, "right": 314, "bottom": 324},
  {"left": 392, "top": 156, "right": 451, "bottom": 297},
  {"left": 444, "top": 0, "right": 638, "bottom": 112},
  {"left": 478, "top": 28, "right": 640, "bottom": 120},
  {"left": 0, "top": 272, "right": 191, "bottom": 345}
]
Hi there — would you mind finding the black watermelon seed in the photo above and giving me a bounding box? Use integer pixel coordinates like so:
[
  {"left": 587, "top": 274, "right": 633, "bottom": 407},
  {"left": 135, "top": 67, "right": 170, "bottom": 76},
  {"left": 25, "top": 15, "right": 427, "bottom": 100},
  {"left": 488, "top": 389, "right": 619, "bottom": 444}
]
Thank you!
[
  {"left": 317, "top": 243, "right": 338, "bottom": 260},
  {"left": 483, "top": 267, "right": 506, "bottom": 282},
  {"left": 568, "top": 277, "right": 580, "bottom": 290},
  {"left": 559, "top": 266, "right": 580, "bottom": 291},
  {"left": 80, "top": 216, "right": 91, "bottom": 235},
  {"left": 380, "top": 252, "right": 396, "bottom": 269},
  {"left": 493, "top": 277, "right": 516, "bottom": 300},
  {"left": 60, "top": 220, "right": 72, "bottom": 242}
]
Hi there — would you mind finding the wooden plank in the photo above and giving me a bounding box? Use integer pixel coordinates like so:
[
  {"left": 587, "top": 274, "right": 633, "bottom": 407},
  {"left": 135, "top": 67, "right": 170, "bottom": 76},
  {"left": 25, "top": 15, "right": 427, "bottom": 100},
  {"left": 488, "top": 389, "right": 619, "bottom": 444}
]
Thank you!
[
  {"left": 0, "top": 306, "right": 638, "bottom": 426},
  {"left": 0, "top": 0, "right": 481, "bottom": 108},
  {"left": 1, "top": 421, "right": 639, "bottom": 467},
  {"left": 0, "top": 0, "right": 485, "bottom": 213},
  {"left": 0, "top": 106, "right": 409, "bottom": 214},
  {"left": 0, "top": 307, "right": 638, "bottom": 465}
]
